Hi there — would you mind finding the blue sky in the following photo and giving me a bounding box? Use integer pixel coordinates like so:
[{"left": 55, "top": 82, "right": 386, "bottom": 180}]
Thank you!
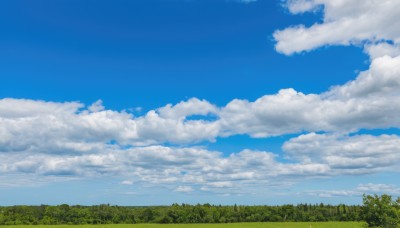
[{"left": 1, "top": 0, "right": 400, "bottom": 205}]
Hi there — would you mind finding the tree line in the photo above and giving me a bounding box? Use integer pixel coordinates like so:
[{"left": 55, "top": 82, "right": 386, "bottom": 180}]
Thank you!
[
  {"left": 0, "top": 194, "right": 398, "bottom": 227},
  {"left": 0, "top": 203, "right": 362, "bottom": 225}
]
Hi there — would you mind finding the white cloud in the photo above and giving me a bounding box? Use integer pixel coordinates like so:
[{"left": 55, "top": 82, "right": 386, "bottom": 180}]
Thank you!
[
  {"left": 0, "top": 136, "right": 331, "bottom": 192},
  {"left": 156, "top": 98, "right": 218, "bottom": 120},
  {"left": 357, "top": 183, "right": 400, "bottom": 195},
  {"left": 2, "top": 64, "right": 400, "bottom": 188},
  {"left": 175, "top": 186, "right": 194, "bottom": 193},
  {"left": 275, "top": 0, "right": 400, "bottom": 55},
  {"left": 1, "top": 100, "right": 400, "bottom": 192},
  {"left": 0, "top": 98, "right": 220, "bottom": 151},
  {"left": 365, "top": 43, "right": 400, "bottom": 59},
  {"left": 207, "top": 181, "right": 233, "bottom": 188},
  {"left": 2, "top": 54, "right": 400, "bottom": 148},
  {"left": 1, "top": 0, "right": 400, "bottom": 197},
  {"left": 88, "top": 100, "right": 105, "bottom": 113},
  {"left": 219, "top": 89, "right": 323, "bottom": 137},
  {"left": 219, "top": 1, "right": 400, "bottom": 137},
  {"left": 135, "top": 98, "right": 220, "bottom": 145},
  {"left": 285, "top": 0, "right": 320, "bottom": 14},
  {"left": 121, "top": 180, "right": 134, "bottom": 185},
  {"left": 307, "top": 190, "right": 358, "bottom": 198},
  {"left": 283, "top": 133, "right": 400, "bottom": 174},
  {"left": 2, "top": 132, "right": 396, "bottom": 192},
  {"left": 326, "top": 55, "right": 400, "bottom": 99},
  {"left": 307, "top": 183, "right": 400, "bottom": 198},
  {"left": 220, "top": 54, "right": 400, "bottom": 136},
  {"left": 243, "top": 0, "right": 256, "bottom": 2},
  {"left": 1, "top": 51, "right": 400, "bottom": 192}
]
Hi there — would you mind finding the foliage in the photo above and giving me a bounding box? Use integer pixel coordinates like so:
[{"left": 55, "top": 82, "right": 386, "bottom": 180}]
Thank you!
[
  {"left": 0, "top": 203, "right": 363, "bottom": 225},
  {"left": 362, "top": 194, "right": 400, "bottom": 227},
  {"left": 1, "top": 222, "right": 367, "bottom": 228},
  {"left": 3, "top": 194, "right": 400, "bottom": 226}
]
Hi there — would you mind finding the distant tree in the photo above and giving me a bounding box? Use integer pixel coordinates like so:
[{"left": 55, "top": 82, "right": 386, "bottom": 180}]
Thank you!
[
  {"left": 362, "top": 194, "right": 399, "bottom": 227},
  {"left": 139, "top": 208, "right": 155, "bottom": 223},
  {"left": 0, "top": 201, "right": 367, "bottom": 225}
]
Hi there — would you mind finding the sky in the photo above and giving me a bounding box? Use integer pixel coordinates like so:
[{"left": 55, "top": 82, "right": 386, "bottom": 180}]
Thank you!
[{"left": 1, "top": 0, "right": 400, "bottom": 206}]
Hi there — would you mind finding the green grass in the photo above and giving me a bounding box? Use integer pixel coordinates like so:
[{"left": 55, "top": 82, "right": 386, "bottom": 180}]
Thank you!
[{"left": 3, "top": 223, "right": 367, "bottom": 228}]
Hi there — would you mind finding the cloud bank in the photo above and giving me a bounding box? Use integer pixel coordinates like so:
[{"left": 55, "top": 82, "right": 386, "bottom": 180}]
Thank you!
[{"left": 1, "top": 0, "right": 400, "bottom": 196}]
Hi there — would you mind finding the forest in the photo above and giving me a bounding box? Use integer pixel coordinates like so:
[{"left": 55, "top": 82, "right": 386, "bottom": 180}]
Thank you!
[{"left": 0, "top": 194, "right": 398, "bottom": 227}]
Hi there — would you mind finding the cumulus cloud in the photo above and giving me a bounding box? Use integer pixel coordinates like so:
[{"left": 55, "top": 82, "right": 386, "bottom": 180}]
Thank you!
[
  {"left": 1, "top": 0, "right": 400, "bottom": 195},
  {"left": 135, "top": 98, "right": 220, "bottom": 145},
  {"left": 1, "top": 97, "right": 400, "bottom": 191},
  {"left": 220, "top": 0, "right": 400, "bottom": 137},
  {"left": 284, "top": 133, "right": 400, "bottom": 174},
  {"left": 275, "top": 0, "right": 400, "bottom": 55},
  {"left": 2, "top": 50, "right": 400, "bottom": 148},
  {"left": 2, "top": 128, "right": 400, "bottom": 192},
  {"left": 0, "top": 98, "right": 221, "bottom": 152},
  {"left": 365, "top": 43, "right": 400, "bottom": 59},
  {"left": 220, "top": 54, "right": 400, "bottom": 136},
  {"left": 0, "top": 133, "right": 334, "bottom": 192},
  {"left": 2, "top": 128, "right": 397, "bottom": 192},
  {"left": 2, "top": 59, "right": 400, "bottom": 188}
]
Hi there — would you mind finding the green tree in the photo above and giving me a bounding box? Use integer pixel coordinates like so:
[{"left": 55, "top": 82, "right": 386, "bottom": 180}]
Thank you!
[{"left": 362, "top": 194, "right": 399, "bottom": 227}]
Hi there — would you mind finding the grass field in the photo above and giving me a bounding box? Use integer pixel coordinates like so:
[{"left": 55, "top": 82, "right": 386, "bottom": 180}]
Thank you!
[{"left": 3, "top": 223, "right": 367, "bottom": 228}]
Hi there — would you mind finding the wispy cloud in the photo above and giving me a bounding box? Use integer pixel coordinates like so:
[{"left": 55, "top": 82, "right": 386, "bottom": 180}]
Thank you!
[
  {"left": 175, "top": 186, "right": 194, "bottom": 193},
  {"left": 306, "top": 183, "right": 400, "bottom": 198}
]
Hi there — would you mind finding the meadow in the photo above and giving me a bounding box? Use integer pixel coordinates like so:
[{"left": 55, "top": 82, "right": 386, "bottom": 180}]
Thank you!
[{"left": 3, "top": 223, "right": 367, "bottom": 228}]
